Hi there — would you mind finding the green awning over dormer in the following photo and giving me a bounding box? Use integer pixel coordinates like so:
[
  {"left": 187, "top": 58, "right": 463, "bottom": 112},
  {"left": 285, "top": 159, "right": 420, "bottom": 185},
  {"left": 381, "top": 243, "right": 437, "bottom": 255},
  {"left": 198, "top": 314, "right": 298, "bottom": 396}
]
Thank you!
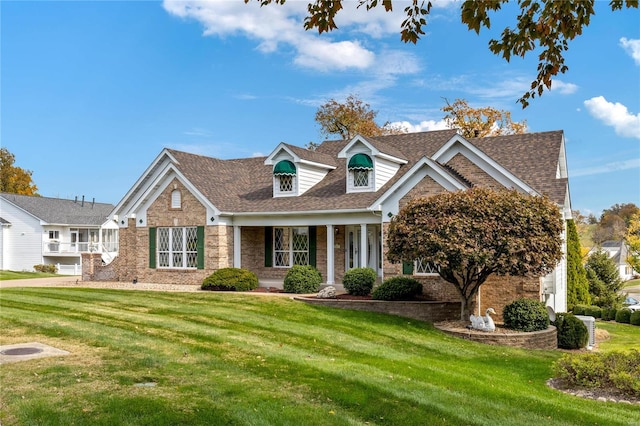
[
  {"left": 273, "top": 160, "right": 296, "bottom": 175},
  {"left": 348, "top": 153, "right": 373, "bottom": 170}
]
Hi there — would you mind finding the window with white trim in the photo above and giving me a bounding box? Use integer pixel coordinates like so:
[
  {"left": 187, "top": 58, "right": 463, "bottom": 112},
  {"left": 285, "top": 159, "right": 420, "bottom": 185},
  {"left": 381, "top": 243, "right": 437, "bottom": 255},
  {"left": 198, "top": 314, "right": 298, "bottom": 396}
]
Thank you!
[
  {"left": 347, "top": 153, "right": 374, "bottom": 192},
  {"left": 415, "top": 258, "right": 439, "bottom": 275},
  {"left": 157, "top": 227, "right": 198, "bottom": 269},
  {"left": 273, "top": 227, "right": 309, "bottom": 267},
  {"left": 48, "top": 230, "right": 59, "bottom": 239},
  {"left": 276, "top": 174, "right": 295, "bottom": 193},
  {"left": 352, "top": 169, "right": 371, "bottom": 188}
]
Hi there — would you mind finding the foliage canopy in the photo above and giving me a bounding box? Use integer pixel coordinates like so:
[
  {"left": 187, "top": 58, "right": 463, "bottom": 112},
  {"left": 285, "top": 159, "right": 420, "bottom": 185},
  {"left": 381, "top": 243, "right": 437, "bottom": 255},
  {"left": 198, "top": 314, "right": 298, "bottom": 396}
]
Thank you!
[
  {"left": 441, "top": 98, "right": 527, "bottom": 138},
  {"left": 0, "top": 147, "right": 38, "bottom": 195},
  {"left": 386, "top": 187, "right": 564, "bottom": 320}
]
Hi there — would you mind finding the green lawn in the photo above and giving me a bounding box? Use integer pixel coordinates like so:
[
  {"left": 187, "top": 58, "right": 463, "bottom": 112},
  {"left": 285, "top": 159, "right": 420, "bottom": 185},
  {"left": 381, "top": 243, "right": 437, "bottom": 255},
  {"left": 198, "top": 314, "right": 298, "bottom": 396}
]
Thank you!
[
  {"left": 0, "top": 270, "right": 59, "bottom": 280},
  {"left": 1, "top": 288, "right": 638, "bottom": 425},
  {"left": 623, "top": 278, "right": 640, "bottom": 289}
]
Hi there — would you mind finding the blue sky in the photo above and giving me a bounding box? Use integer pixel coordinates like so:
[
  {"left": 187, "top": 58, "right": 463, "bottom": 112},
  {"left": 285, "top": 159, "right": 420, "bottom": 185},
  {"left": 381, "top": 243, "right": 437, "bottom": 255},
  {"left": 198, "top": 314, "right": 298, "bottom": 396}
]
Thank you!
[{"left": 2, "top": 0, "right": 639, "bottom": 216}]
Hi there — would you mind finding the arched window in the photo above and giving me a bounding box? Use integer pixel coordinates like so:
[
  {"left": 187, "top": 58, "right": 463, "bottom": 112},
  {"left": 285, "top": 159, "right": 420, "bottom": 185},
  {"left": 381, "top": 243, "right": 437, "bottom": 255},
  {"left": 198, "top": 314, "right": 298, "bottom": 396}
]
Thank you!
[
  {"left": 273, "top": 160, "right": 297, "bottom": 196},
  {"left": 347, "top": 153, "right": 373, "bottom": 191}
]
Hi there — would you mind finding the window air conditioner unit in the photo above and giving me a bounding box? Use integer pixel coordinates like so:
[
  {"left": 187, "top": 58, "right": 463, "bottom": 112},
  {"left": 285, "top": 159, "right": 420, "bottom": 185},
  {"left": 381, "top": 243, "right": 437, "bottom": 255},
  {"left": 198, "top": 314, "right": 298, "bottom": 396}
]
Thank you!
[{"left": 575, "top": 315, "right": 596, "bottom": 349}]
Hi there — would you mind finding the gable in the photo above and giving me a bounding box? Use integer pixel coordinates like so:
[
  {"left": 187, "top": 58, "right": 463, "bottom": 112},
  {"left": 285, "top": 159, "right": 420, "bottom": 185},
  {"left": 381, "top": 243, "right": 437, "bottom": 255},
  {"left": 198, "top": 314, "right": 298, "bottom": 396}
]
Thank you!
[
  {"left": 399, "top": 175, "right": 449, "bottom": 209},
  {"left": 445, "top": 153, "right": 503, "bottom": 189}
]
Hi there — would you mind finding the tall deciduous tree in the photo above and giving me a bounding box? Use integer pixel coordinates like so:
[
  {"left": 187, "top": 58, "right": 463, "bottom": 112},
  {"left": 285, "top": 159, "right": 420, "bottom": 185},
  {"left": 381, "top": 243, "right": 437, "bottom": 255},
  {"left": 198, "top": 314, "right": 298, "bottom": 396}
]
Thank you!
[
  {"left": 566, "top": 219, "right": 591, "bottom": 310},
  {"left": 0, "top": 148, "right": 38, "bottom": 195},
  {"left": 386, "top": 187, "right": 563, "bottom": 320},
  {"left": 441, "top": 98, "right": 527, "bottom": 138},
  {"left": 246, "top": 0, "right": 638, "bottom": 107},
  {"left": 626, "top": 212, "right": 640, "bottom": 274},
  {"left": 314, "top": 94, "right": 406, "bottom": 141}
]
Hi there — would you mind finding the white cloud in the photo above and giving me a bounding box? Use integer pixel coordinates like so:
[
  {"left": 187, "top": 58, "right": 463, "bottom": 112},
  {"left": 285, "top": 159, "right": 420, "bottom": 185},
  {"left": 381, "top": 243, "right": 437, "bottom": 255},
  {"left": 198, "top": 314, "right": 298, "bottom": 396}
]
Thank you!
[
  {"left": 583, "top": 96, "right": 640, "bottom": 139},
  {"left": 620, "top": 37, "right": 640, "bottom": 65},
  {"left": 571, "top": 158, "right": 640, "bottom": 177},
  {"left": 549, "top": 80, "right": 578, "bottom": 95},
  {"left": 388, "top": 119, "right": 449, "bottom": 133}
]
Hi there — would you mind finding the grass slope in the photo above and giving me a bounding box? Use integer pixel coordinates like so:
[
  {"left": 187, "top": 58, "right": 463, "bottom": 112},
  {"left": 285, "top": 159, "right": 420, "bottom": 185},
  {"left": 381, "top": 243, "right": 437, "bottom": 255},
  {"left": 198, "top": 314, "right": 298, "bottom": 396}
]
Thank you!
[
  {"left": 0, "top": 270, "right": 59, "bottom": 280},
  {"left": 1, "top": 288, "right": 638, "bottom": 425}
]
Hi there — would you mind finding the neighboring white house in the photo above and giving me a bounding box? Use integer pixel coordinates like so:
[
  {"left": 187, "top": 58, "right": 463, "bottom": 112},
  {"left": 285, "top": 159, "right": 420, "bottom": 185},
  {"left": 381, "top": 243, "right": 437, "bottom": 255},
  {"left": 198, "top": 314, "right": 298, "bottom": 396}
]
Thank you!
[
  {"left": 589, "top": 240, "right": 638, "bottom": 281},
  {"left": 0, "top": 193, "right": 118, "bottom": 275}
]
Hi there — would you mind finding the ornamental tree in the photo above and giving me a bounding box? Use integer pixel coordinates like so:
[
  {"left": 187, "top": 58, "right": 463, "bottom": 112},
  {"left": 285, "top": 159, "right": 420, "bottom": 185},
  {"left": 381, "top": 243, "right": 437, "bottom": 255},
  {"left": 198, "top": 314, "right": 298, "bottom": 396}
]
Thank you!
[{"left": 386, "top": 187, "right": 564, "bottom": 320}]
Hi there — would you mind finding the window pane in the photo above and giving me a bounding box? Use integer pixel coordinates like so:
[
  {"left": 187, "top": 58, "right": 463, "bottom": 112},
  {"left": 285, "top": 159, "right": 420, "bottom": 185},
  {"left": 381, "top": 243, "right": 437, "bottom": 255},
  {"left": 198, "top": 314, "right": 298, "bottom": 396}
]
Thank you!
[
  {"left": 353, "top": 170, "right": 369, "bottom": 187},
  {"left": 279, "top": 175, "right": 293, "bottom": 192},
  {"left": 416, "top": 258, "right": 438, "bottom": 274},
  {"left": 171, "top": 190, "right": 181, "bottom": 208}
]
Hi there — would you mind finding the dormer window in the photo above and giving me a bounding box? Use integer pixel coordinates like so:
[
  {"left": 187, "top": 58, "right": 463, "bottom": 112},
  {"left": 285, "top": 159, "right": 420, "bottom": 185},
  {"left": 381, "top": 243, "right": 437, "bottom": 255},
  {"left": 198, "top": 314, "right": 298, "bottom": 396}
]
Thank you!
[
  {"left": 273, "top": 160, "right": 297, "bottom": 196},
  {"left": 348, "top": 153, "right": 374, "bottom": 192}
]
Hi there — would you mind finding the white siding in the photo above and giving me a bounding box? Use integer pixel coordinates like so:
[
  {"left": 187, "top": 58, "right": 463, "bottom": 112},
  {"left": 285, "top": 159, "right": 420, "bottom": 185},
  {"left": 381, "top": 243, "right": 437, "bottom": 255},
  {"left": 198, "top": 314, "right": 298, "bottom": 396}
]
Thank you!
[
  {"left": 0, "top": 200, "right": 44, "bottom": 271},
  {"left": 298, "top": 164, "right": 329, "bottom": 195},
  {"left": 374, "top": 157, "right": 400, "bottom": 191}
]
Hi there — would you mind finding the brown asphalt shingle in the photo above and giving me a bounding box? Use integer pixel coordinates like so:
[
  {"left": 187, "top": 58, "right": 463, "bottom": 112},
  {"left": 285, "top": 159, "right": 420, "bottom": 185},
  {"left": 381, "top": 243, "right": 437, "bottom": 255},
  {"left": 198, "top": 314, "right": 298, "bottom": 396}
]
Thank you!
[{"left": 166, "top": 129, "right": 567, "bottom": 213}]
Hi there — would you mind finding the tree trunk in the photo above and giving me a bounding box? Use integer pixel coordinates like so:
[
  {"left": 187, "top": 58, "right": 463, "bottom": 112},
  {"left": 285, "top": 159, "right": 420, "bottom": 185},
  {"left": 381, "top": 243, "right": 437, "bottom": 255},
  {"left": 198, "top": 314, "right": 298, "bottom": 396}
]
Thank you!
[{"left": 460, "top": 295, "right": 472, "bottom": 321}]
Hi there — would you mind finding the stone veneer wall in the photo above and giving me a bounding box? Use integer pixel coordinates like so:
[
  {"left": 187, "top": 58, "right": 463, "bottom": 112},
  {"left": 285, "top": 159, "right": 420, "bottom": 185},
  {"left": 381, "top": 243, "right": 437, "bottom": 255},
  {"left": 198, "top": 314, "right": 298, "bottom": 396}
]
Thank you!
[
  {"left": 296, "top": 297, "right": 460, "bottom": 323},
  {"left": 435, "top": 324, "right": 558, "bottom": 350}
]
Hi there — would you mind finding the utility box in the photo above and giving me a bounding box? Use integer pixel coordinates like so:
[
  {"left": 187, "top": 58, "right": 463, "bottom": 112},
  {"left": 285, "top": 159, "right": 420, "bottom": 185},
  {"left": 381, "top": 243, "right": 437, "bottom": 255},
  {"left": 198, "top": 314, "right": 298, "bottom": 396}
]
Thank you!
[{"left": 575, "top": 315, "right": 596, "bottom": 349}]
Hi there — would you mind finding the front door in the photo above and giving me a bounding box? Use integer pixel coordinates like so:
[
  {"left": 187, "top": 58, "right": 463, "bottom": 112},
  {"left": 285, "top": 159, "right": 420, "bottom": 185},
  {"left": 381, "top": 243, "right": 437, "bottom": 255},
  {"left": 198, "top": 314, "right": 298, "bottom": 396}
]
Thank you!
[{"left": 345, "top": 225, "right": 380, "bottom": 274}]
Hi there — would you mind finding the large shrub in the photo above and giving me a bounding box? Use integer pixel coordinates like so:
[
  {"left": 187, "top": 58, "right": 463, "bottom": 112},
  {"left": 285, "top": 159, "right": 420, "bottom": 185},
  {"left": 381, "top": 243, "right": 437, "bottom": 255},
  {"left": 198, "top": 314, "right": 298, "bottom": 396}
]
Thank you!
[
  {"left": 283, "top": 265, "right": 322, "bottom": 294},
  {"left": 343, "top": 267, "right": 376, "bottom": 296},
  {"left": 554, "top": 350, "right": 640, "bottom": 397},
  {"left": 615, "top": 308, "right": 632, "bottom": 324},
  {"left": 603, "top": 307, "right": 618, "bottom": 321},
  {"left": 503, "top": 298, "right": 550, "bottom": 332},
  {"left": 630, "top": 311, "right": 640, "bottom": 326},
  {"left": 554, "top": 312, "right": 589, "bottom": 350},
  {"left": 565, "top": 219, "right": 591, "bottom": 310},
  {"left": 585, "top": 249, "right": 623, "bottom": 307},
  {"left": 372, "top": 277, "right": 423, "bottom": 301},
  {"left": 572, "top": 304, "right": 587, "bottom": 315},
  {"left": 201, "top": 268, "right": 258, "bottom": 291}
]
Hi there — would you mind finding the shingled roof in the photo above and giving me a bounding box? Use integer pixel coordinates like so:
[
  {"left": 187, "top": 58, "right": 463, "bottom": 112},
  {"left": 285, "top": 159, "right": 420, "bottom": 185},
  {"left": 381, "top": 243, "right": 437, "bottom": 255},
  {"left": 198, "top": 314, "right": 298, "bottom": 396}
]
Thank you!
[
  {"left": 0, "top": 193, "right": 114, "bottom": 225},
  {"left": 164, "top": 129, "right": 567, "bottom": 213}
]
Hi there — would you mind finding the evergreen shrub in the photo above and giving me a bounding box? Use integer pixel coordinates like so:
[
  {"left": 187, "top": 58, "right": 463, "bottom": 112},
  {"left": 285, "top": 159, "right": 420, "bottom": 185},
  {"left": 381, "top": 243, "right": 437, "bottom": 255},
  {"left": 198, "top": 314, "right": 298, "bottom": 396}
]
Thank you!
[
  {"left": 503, "top": 298, "right": 550, "bottom": 332},
  {"left": 283, "top": 265, "right": 322, "bottom": 294},
  {"left": 343, "top": 267, "right": 376, "bottom": 296},
  {"left": 372, "top": 277, "right": 423, "bottom": 301},
  {"left": 583, "top": 305, "right": 602, "bottom": 319},
  {"left": 615, "top": 308, "right": 632, "bottom": 324},
  {"left": 201, "top": 268, "right": 258, "bottom": 291},
  {"left": 572, "top": 304, "right": 587, "bottom": 315},
  {"left": 630, "top": 311, "right": 640, "bottom": 326},
  {"left": 554, "top": 312, "right": 589, "bottom": 350}
]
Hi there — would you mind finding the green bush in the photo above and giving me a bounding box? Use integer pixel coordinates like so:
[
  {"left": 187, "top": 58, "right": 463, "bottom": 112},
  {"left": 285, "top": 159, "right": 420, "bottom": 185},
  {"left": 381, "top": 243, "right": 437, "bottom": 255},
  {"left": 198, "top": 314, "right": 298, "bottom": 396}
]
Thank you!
[
  {"left": 343, "top": 267, "right": 376, "bottom": 296},
  {"left": 283, "top": 265, "right": 322, "bottom": 294},
  {"left": 554, "top": 313, "right": 589, "bottom": 350},
  {"left": 615, "top": 308, "right": 632, "bottom": 324},
  {"left": 631, "top": 310, "right": 640, "bottom": 326},
  {"left": 583, "top": 305, "right": 602, "bottom": 319},
  {"left": 604, "top": 307, "right": 618, "bottom": 321},
  {"left": 600, "top": 307, "right": 613, "bottom": 321},
  {"left": 372, "top": 277, "right": 423, "bottom": 301},
  {"left": 572, "top": 304, "right": 587, "bottom": 315},
  {"left": 553, "top": 349, "right": 640, "bottom": 397},
  {"left": 201, "top": 268, "right": 258, "bottom": 292},
  {"left": 503, "top": 298, "right": 550, "bottom": 332},
  {"left": 33, "top": 264, "right": 57, "bottom": 274}
]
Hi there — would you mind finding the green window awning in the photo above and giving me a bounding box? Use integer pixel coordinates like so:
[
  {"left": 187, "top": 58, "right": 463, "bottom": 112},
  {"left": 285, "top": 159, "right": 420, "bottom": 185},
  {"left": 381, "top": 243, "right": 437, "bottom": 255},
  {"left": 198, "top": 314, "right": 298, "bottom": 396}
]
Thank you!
[
  {"left": 273, "top": 160, "right": 296, "bottom": 175},
  {"left": 348, "top": 153, "right": 373, "bottom": 170}
]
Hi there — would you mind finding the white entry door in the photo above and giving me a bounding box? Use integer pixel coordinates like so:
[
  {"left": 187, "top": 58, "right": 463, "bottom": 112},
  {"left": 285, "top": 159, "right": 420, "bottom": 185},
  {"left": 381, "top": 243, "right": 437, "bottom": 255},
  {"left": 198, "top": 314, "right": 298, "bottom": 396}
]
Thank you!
[{"left": 345, "top": 226, "right": 380, "bottom": 273}]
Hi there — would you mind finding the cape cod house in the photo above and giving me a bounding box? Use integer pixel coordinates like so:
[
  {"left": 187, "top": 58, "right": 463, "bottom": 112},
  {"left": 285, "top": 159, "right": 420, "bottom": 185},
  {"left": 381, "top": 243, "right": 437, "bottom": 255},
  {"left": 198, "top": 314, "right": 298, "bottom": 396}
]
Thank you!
[
  {"left": 0, "top": 193, "right": 118, "bottom": 275},
  {"left": 589, "top": 240, "right": 638, "bottom": 281},
  {"left": 105, "top": 130, "right": 571, "bottom": 314}
]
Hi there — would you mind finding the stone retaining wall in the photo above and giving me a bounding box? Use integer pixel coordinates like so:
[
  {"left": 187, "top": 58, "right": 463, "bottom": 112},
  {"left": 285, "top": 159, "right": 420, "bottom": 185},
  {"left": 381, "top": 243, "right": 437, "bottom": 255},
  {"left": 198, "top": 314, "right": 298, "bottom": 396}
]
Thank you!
[
  {"left": 434, "top": 324, "right": 557, "bottom": 350},
  {"left": 295, "top": 297, "right": 460, "bottom": 323}
]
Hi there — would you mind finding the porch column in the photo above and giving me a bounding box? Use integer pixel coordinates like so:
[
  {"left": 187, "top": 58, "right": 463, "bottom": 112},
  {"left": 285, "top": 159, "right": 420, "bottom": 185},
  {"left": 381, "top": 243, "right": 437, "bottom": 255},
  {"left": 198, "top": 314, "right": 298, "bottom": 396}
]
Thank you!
[
  {"left": 360, "top": 223, "right": 367, "bottom": 269},
  {"left": 326, "top": 224, "right": 335, "bottom": 285},
  {"left": 233, "top": 225, "right": 241, "bottom": 268}
]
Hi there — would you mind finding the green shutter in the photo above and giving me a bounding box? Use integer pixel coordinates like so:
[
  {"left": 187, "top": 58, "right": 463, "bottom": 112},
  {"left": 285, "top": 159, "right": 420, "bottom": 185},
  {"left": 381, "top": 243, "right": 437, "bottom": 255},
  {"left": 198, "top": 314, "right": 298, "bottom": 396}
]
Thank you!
[
  {"left": 149, "top": 227, "right": 156, "bottom": 269},
  {"left": 264, "top": 226, "right": 273, "bottom": 267},
  {"left": 402, "top": 261, "right": 414, "bottom": 275},
  {"left": 197, "top": 226, "right": 205, "bottom": 269},
  {"left": 309, "top": 226, "right": 317, "bottom": 267}
]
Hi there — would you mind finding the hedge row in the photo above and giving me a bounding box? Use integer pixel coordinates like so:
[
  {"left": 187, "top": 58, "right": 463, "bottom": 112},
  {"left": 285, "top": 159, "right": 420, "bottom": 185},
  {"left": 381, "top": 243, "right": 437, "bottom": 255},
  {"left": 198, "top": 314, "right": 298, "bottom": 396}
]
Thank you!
[{"left": 573, "top": 304, "right": 640, "bottom": 326}]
